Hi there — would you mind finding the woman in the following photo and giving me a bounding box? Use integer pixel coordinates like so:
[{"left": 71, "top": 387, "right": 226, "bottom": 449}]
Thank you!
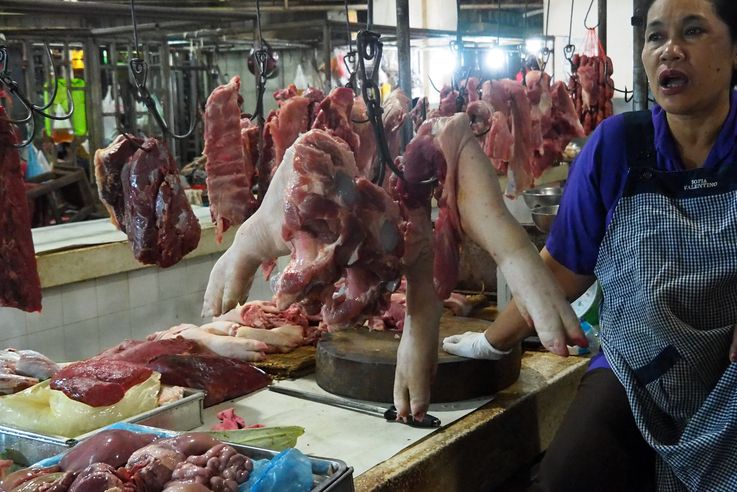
[{"left": 443, "top": 0, "right": 737, "bottom": 489}]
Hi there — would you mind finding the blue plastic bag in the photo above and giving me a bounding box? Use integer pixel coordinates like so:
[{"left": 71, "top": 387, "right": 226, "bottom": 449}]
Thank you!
[{"left": 241, "top": 448, "right": 313, "bottom": 492}]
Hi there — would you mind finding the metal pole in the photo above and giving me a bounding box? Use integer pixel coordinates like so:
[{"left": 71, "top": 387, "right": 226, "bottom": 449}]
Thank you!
[
  {"left": 84, "top": 38, "right": 104, "bottom": 156},
  {"left": 367, "top": 0, "right": 374, "bottom": 30},
  {"left": 323, "top": 20, "right": 332, "bottom": 92},
  {"left": 632, "top": 0, "right": 648, "bottom": 111},
  {"left": 598, "top": 0, "right": 607, "bottom": 53},
  {"left": 396, "top": 0, "right": 412, "bottom": 146}
]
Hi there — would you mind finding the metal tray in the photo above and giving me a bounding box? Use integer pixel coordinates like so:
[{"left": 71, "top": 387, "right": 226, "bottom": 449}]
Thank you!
[
  {"left": 0, "top": 388, "right": 204, "bottom": 464},
  {"left": 33, "top": 423, "right": 355, "bottom": 492}
]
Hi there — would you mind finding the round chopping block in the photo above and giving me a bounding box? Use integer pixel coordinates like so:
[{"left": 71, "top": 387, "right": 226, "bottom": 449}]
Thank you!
[{"left": 315, "top": 317, "right": 522, "bottom": 403}]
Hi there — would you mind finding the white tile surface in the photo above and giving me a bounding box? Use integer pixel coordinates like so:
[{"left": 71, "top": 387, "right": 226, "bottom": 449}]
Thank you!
[
  {"left": 129, "top": 302, "right": 164, "bottom": 340},
  {"left": 158, "top": 262, "right": 189, "bottom": 300},
  {"left": 185, "top": 255, "right": 213, "bottom": 295},
  {"left": 173, "top": 293, "right": 207, "bottom": 325},
  {"left": 96, "top": 272, "right": 130, "bottom": 316},
  {"left": 98, "top": 311, "right": 132, "bottom": 349},
  {"left": 128, "top": 268, "right": 159, "bottom": 308},
  {"left": 2, "top": 335, "right": 28, "bottom": 350},
  {"left": 61, "top": 280, "right": 98, "bottom": 325},
  {"left": 64, "top": 318, "right": 100, "bottom": 361},
  {"left": 26, "top": 286, "right": 64, "bottom": 333},
  {"left": 27, "top": 326, "right": 66, "bottom": 362},
  {"left": 0, "top": 307, "right": 27, "bottom": 340}
]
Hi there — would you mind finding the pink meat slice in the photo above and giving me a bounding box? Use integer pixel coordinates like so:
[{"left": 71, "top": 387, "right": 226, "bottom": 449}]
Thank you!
[
  {"left": 204, "top": 75, "right": 257, "bottom": 241},
  {"left": 0, "top": 107, "right": 41, "bottom": 312}
]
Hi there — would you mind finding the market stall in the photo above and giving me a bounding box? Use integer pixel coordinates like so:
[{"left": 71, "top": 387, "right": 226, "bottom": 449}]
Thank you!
[{"left": 1, "top": 0, "right": 698, "bottom": 490}]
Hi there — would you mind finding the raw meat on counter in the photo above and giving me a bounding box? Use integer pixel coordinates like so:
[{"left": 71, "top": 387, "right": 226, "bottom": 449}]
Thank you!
[
  {"left": 150, "top": 322, "right": 269, "bottom": 361},
  {"left": 0, "top": 348, "right": 59, "bottom": 394},
  {"left": 0, "top": 107, "right": 42, "bottom": 312},
  {"left": 203, "top": 75, "right": 258, "bottom": 241},
  {"left": 1, "top": 430, "right": 254, "bottom": 492},
  {"left": 95, "top": 135, "right": 201, "bottom": 267},
  {"left": 98, "top": 337, "right": 271, "bottom": 407},
  {"left": 50, "top": 359, "right": 154, "bottom": 407}
]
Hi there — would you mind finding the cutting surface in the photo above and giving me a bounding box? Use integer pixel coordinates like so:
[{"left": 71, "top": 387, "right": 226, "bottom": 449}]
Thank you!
[{"left": 316, "top": 316, "right": 521, "bottom": 402}]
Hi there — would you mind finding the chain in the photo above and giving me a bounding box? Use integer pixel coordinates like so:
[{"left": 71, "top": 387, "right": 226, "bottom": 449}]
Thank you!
[{"left": 356, "top": 30, "right": 405, "bottom": 185}]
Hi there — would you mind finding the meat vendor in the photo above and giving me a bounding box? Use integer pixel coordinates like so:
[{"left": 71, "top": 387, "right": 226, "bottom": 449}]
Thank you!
[{"left": 443, "top": 0, "right": 737, "bottom": 489}]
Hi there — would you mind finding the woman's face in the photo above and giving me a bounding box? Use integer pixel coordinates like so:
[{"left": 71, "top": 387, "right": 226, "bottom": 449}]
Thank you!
[{"left": 642, "top": 0, "right": 737, "bottom": 116}]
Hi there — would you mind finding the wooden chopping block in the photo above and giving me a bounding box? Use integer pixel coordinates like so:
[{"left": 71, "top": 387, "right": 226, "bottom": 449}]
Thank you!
[{"left": 316, "top": 316, "right": 521, "bottom": 403}]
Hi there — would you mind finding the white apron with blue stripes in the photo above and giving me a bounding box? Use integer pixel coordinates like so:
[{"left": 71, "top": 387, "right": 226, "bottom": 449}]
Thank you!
[{"left": 593, "top": 112, "right": 737, "bottom": 491}]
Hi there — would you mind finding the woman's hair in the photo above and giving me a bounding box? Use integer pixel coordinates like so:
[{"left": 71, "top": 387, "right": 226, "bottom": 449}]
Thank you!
[{"left": 710, "top": 0, "right": 737, "bottom": 87}]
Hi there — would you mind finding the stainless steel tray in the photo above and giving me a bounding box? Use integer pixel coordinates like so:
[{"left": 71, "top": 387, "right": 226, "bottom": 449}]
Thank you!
[
  {"left": 33, "top": 423, "right": 355, "bottom": 492},
  {"left": 0, "top": 388, "right": 204, "bottom": 464}
]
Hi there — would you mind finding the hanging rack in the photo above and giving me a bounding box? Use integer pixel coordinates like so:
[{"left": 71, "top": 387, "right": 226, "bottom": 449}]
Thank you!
[
  {"left": 540, "top": 0, "right": 552, "bottom": 71},
  {"left": 0, "top": 41, "right": 74, "bottom": 148},
  {"left": 342, "top": 0, "right": 359, "bottom": 93},
  {"left": 250, "top": 0, "right": 269, "bottom": 126},
  {"left": 583, "top": 0, "right": 599, "bottom": 30},
  {"left": 356, "top": 30, "right": 402, "bottom": 186},
  {"left": 119, "top": 0, "right": 198, "bottom": 141},
  {"left": 563, "top": 0, "right": 576, "bottom": 65}
]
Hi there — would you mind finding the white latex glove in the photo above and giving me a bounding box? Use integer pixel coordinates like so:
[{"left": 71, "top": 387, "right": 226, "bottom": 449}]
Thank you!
[{"left": 442, "top": 331, "right": 512, "bottom": 360}]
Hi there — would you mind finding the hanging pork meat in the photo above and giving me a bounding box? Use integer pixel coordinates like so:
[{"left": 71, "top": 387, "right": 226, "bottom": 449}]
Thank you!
[
  {"left": 0, "top": 108, "right": 42, "bottom": 312},
  {"left": 203, "top": 75, "right": 258, "bottom": 242},
  {"left": 94, "top": 136, "right": 201, "bottom": 268}
]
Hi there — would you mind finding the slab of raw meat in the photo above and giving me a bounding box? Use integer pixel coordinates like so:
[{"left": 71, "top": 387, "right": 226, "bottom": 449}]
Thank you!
[
  {"left": 204, "top": 75, "right": 257, "bottom": 241},
  {"left": 275, "top": 129, "right": 404, "bottom": 328},
  {"left": 219, "top": 300, "right": 310, "bottom": 329},
  {"left": 121, "top": 138, "right": 201, "bottom": 267},
  {"left": 50, "top": 359, "right": 153, "bottom": 407},
  {"left": 0, "top": 107, "right": 41, "bottom": 312},
  {"left": 398, "top": 119, "right": 462, "bottom": 300},
  {"left": 94, "top": 134, "right": 143, "bottom": 230},
  {"left": 382, "top": 88, "right": 410, "bottom": 165},
  {"left": 351, "top": 96, "right": 376, "bottom": 178},
  {"left": 311, "top": 87, "right": 359, "bottom": 154},
  {"left": 97, "top": 338, "right": 205, "bottom": 364},
  {"left": 147, "top": 355, "right": 270, "bottom": 407},
  {"left": 265, "top": 96, "right": 312, "bottom": 178}
]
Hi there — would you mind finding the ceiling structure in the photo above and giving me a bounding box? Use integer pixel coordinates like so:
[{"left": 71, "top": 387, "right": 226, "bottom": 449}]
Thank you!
[{"left": 0, "top": 0, "right": 545, "bottom": 48}]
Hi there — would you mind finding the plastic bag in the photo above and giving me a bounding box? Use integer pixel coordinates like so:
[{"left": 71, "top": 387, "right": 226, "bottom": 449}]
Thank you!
[
  {"left": 0, "top": 374, "right": 160, "bottom": 438},
  {"left": 242, "top": 448, "right": 313, "bottom": 492}
]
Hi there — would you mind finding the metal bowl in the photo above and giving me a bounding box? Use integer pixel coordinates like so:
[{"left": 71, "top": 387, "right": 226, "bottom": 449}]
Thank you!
[
  {"left": 522, "top": 186, "right": 562, "bottom": 210},
  {"left": 531, "top": 205, "right": 559, "bottom": 234}
]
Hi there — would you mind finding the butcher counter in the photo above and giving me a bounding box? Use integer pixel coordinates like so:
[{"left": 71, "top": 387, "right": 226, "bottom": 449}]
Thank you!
[{"left": 195, "top": 349, "right": 589, "bottom": 492}]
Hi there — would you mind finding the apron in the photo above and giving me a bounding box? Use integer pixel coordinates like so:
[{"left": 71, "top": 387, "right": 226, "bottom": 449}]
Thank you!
[{"left": 594, "top": 111, "right": 737, "bottom": 491}]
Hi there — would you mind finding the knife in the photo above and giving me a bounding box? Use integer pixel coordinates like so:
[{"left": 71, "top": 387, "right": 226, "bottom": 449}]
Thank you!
[{"left": 268, "top": 386, "right": 441, "bottom": 428}]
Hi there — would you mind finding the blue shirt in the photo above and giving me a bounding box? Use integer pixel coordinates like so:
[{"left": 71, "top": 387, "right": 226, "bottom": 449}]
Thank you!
[
  {"left": 545, "top": 89, "right": 737, "bottom": 370},
  {"left": 547, "top": 89, "right": 737, "bottom": 275}
]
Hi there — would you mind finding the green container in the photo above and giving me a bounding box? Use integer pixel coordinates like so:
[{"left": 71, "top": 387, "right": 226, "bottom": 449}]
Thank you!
[{"left": 571, "top": 281, "right": 601, "bottom": 326}]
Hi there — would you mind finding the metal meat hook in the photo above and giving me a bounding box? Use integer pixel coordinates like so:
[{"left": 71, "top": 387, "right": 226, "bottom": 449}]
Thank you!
[
  {"left": 0, "top": 42, "right": 74, "bottom": 148},
  {"left": 123, "top": 0, "right": 198, "bottom": 140}
]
